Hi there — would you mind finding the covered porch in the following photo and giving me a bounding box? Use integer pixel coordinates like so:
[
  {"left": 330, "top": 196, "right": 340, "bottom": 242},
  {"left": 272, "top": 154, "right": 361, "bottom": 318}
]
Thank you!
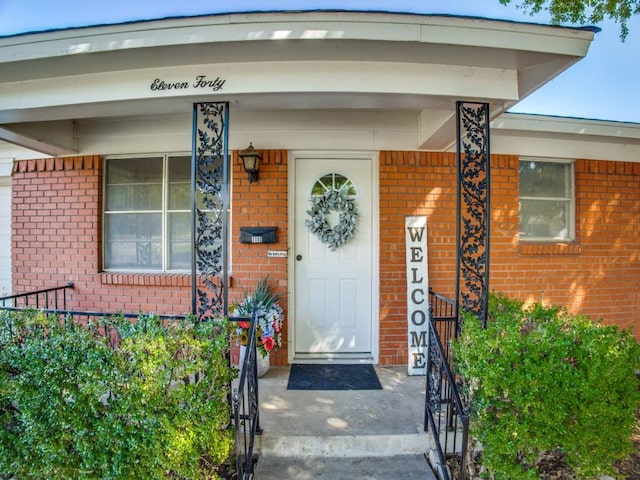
[
  {"left": 0, "top": 11, "right": 596, "bottom": 367},
  {"left": 0, "top": 11, "right": 601, "bottom": 480}
]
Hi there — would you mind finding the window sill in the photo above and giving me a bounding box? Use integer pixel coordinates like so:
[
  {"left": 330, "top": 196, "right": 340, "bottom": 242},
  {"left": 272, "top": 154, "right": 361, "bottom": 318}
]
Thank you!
[
  {"left": 100, "top": 272, "right": 191, "bottom": 287},
  {"left": 518, "top": 242, "right": 581, "bottom": 256}
]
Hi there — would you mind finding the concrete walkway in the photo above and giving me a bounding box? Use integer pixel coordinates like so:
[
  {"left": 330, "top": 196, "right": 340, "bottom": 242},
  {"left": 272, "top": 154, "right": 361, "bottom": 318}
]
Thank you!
[{"left": 253, "top": 366, "right": 437, "bottom": 479}]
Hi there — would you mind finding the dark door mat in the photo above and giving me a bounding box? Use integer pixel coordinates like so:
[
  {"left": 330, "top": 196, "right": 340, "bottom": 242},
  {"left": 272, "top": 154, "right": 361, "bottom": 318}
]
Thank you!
[{"left": 287, "top": 363, "right": 383, "bottom": 390}]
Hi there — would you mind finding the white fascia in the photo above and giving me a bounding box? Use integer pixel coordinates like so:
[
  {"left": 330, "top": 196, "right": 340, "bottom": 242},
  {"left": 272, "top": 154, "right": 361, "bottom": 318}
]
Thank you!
[{"left": 492, "top": 113, "right": 640, "bottom": 162}]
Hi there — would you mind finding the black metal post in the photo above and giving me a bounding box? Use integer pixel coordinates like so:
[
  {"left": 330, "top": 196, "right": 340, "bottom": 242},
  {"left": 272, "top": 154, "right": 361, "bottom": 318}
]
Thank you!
[
  {"left": 455, "top": 101, "right": 491, "bottom": 331},
  {"left": 191, "top": 102, "right": 230, "bottom": 320}
]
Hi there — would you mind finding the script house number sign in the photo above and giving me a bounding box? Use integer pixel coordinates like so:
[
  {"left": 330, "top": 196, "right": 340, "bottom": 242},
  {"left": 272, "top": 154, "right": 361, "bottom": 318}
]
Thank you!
[
  {"left": 405, "top": 216, "right": 429, "bottom": 375},
  {"left": 150, "top": 75, "right": 226, "bottom": 92}
]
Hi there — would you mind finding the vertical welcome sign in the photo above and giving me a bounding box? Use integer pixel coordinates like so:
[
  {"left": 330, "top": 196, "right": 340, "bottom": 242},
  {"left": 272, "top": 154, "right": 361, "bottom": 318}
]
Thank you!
[{"left": 405, "top": 216, "right": 429, "bottom": 375}]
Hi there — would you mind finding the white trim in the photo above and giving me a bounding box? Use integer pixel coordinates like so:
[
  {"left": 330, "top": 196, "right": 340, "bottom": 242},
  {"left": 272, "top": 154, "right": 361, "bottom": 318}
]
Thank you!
[
  {"left": 288, "top": 150, "right": 379, "bottom": 365},
  {"left": 287, "top": 157, "right": 295, "bottom": 364},
  {"left": 518, "top": 157, "right": 575, "bottom": 242},
  {"left": 371, "top": 155, "right": 380, "bottom": 364},
  {"left": 519, "top": 156, "right": 576, "bottom": 164},
  {"left": 492, "top": 113, "right": 640, "bottom": 162},
  {"left": 0, "top": 181, "right": 11, "bottom": 296},
  {"left": 0, "top": 61, "right": 518, "bottom": 114},
  {"left": 102, "top": 152, "right": 194, "bottom": 273},
  {"left": 0, "top": 12, "right": 594, "bottom": 153},
  {"left": 495, "top": 113, "right": 640, "bottom": 140},
  {"left": 0, "top": 157, "right": 13, "bottom": 178},
  {"left": 0, "top": 126, "right": 76, "bottom": 157},
  {"left": 0, "top": 12, "right": 594, "bottom": 63}
]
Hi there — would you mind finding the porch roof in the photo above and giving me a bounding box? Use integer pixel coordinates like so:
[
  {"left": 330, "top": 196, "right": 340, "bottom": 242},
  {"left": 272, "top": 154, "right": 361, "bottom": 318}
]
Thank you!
[{"left": 0, "top": 11, "right": 601, "bottom": 158}]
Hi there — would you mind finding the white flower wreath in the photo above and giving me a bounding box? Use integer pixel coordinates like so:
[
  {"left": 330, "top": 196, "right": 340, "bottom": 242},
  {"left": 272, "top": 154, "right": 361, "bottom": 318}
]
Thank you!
[{"left": 305, "top": 189, "right": 358, "bottom": 251}]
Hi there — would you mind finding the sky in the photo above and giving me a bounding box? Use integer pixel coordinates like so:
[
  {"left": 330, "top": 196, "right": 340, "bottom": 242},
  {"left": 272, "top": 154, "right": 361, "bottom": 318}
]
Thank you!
[{"left": 0, "top": 0, "right": 638, "bottom": 123}]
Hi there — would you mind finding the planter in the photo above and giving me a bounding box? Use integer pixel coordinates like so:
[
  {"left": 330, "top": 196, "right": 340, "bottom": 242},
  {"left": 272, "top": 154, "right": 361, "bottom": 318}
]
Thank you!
[
  {"left": 239, "top": 345, "right": 270, "bottom": 377},
  {"left": 257, "top": 351, "right": 270, "bottom": 377}
]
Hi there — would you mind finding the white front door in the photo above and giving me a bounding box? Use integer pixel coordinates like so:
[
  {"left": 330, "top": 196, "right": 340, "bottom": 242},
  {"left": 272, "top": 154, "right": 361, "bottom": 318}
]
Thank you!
[{"left": 292, "top": 154, "right": 375, "bottom": 362}]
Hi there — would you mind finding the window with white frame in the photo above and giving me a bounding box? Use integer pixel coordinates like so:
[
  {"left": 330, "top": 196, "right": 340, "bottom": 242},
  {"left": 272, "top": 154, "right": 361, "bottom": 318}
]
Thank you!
[
  {"left": 104, "top": 155, "right": 195, "bottom": 271},
  {"left": 519, "top": 159, "right": 575, "bottom": 242}
]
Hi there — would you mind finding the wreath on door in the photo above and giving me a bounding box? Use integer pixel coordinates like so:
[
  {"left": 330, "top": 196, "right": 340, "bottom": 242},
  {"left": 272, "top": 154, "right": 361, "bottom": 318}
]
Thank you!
[{"left": 305, "top": 189, "right": 358, "bottom": 251}]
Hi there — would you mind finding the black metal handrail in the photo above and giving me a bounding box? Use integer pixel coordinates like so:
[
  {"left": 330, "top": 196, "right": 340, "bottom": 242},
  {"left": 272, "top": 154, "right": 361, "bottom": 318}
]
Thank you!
[
  {"left": 0, "top": 283, "right": 188, "bottom": 324},
  {"left": 425, "top": 290, "right": 470, "bottom": 480},
  {"left": 0, "top": 282, "right": 74, "bottom": 310},
  {"left": 230, "top": 315, "right": 260, "bottom": 480},
  {"left": 429, "top": 288, "right": 457, "bottom": 362}
]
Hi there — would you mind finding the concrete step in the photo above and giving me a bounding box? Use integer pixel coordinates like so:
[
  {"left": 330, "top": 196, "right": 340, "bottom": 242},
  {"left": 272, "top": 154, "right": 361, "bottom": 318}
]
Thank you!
[
  {"left": 253, "top": 454, "right": 437, "bottom": 480},
  {"left": 253, "top": 366, "right": 438, "bottom": 479},
  {"left": 258, "top": 431, "right": 432, "bottom": 457}
]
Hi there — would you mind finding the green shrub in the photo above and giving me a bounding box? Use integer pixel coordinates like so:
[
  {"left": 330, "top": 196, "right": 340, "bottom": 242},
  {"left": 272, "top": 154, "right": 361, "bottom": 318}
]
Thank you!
[
  {"left": 453, "top": 294, "right": 640, "bottom": 479},
  {"left": 0, "top": 310, "right": 236, "bottom": 479}
]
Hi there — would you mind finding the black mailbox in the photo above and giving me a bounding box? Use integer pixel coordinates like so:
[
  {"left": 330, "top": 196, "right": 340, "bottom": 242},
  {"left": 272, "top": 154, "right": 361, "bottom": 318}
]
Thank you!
[{"left": 240, "top": 226, "right": 277, "bottom": 244}]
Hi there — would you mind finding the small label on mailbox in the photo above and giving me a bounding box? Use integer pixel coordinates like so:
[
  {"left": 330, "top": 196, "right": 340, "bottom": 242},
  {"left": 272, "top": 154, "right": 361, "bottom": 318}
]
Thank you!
[{"left": 251, "top": 236, "right": 263, "bottom": 243}]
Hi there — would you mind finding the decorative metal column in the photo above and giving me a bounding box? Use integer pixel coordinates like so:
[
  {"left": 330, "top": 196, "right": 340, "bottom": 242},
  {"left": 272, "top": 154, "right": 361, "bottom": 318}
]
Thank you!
[
  {"left": 455, "top": 101, "right": 491, "bottom": 330},
  {"left": 191, "top": 102, "right": 230, "bottom": 321}
]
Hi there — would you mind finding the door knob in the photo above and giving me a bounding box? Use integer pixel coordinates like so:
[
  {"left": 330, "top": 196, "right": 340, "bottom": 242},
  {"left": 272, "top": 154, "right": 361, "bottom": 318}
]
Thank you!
[{"left": 296, "top": 255, "right": 302, "bottom": 261}]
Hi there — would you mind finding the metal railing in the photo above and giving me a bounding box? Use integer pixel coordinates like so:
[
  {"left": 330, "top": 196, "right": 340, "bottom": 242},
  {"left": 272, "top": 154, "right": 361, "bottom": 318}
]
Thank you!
[
  {"left": 0, "top": 282, "right": 74, "bottom": 310},
  {"left": 230, "top": 315, "right": 261, "bottom": 480},
  {"left": 0, "top": 284, "right": 260, "bottom": 478},
  {"left": 0, "top": 283, "right": 187, "bottom": 325},
  {"left": 425, "top": 290, "right": 470, "bottom": 480},
  {"left": 429, "top": 289, "right": 457, "bottom": 360}
]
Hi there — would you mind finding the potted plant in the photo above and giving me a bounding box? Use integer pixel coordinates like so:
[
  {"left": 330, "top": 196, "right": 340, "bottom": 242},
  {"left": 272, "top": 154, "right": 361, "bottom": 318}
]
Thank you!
[{"left": 230, "top": 275, "right": 284, "bottom": 376}]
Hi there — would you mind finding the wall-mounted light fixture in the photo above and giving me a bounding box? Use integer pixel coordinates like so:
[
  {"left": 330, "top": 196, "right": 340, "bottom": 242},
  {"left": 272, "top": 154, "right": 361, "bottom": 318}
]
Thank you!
[{"left": 239, "top": 143, "right": 261, "bottom": 183}]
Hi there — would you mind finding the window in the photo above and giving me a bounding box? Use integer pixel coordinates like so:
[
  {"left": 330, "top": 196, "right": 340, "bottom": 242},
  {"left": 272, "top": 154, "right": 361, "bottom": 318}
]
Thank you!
[
  {"left": 310, "top": 172, "right": 357, "bottom": 197},
  {"left": 519, "top": 159, "right": 575, "bottom": 242},
  {"left": 104, "top": 155, "right": 193, "bottom": 271}
]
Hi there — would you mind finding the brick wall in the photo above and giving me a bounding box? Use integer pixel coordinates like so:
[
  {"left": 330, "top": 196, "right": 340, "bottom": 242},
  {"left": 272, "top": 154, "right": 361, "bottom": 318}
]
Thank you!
[
  {"left": 229, "top": 150, "right": 289, "bottom": 366},
  {"left": 491, "top": 158, "right": 640, "bottom": 333},
  {"left": 12, "top": 156, "right": 192, "bottom": 315},
  {"left": 379, "top": 152, "right": 640, "bottom": 364},
  {"left": 12, "top": 152, "right": 290, "bottom": 363},
  {"left": 12, "top": 151, "right": 639, "bottom": 367},
  {"left": 379, "top": 151, "right": 458, "bottom": 365}
]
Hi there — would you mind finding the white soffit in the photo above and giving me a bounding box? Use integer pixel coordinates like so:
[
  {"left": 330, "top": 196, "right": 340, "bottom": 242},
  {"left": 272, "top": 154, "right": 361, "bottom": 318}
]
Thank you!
[
  {"left": 491, "top": 113, "right": 640, "bottom": 162},
  {"left": 0, "top": 11, "right": 596, "bottom": 153},
  {"left": 0, "top": 12, "right": 593, "bottom": 68},
  {"left": 0, "top": 125, "right": 76, "bottom": 157},
  {"left": 494, "top": 113, "right": 640, "bottom": 140}
]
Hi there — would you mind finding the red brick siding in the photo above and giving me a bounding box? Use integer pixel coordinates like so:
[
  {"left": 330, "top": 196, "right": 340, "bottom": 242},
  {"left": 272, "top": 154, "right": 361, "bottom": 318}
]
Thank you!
[
  {"left": 229, "top": 150, "right": 289, "bottom": 366},
  {"left": 491, "top": 158, "right": 640, "bottom": 333},
  {"left": 380, "top": 152, "right": 640, "bottom": 362},
  {"left": 14, "top": 152, "right": 416, "bottom": 364},
  {"left": 12, "top": 151, "right": 639, "bottom": 367},
  {"left": 379, "top": 151, "right": 458, "bottom": 365},
  {"left": 12, "top": 152, "right": 290, "bottom": 362},
  {"left": 12, "top": 156, "right": 192, "bottom": 315}
]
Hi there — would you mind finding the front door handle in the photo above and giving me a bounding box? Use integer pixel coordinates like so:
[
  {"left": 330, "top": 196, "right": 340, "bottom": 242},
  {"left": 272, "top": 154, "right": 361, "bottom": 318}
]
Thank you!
[{"left": 296, "top": 255, "right": 302, "bottom": 261}]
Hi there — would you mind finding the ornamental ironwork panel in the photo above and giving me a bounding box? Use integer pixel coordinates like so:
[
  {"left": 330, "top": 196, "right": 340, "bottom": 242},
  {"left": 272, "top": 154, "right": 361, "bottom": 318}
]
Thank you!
[
  {"left": 426, "top": 326, "right": 443, "bottom": 414},
  {"left": 232, "top": 315, "right": 261, "bottom": 480},
  {"left": 455, "top": 102, "right": 491, "bottom": 329},
  {"left": 191, "top": 102, "right": 230, "bottom": 321}
]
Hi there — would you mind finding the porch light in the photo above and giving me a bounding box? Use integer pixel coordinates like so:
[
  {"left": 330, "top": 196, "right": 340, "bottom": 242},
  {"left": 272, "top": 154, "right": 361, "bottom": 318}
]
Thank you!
[{"left": 239, "top": 143, "right": 261, "bottom": 183}]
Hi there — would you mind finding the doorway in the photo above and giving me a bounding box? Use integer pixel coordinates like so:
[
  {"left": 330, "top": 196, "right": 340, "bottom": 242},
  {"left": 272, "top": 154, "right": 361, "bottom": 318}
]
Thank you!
[{"left": 290, "top": 153, "right": 377, "bottom": 363}]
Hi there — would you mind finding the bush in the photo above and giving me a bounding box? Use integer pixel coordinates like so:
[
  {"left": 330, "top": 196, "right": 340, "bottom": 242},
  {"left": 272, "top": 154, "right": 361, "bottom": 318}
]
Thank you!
[
  {"left": 0, "top": 310, "right": 236, "bottom": 479},
  {"left": 453, "top": 294, "right": 640, "bottom": 479}
]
